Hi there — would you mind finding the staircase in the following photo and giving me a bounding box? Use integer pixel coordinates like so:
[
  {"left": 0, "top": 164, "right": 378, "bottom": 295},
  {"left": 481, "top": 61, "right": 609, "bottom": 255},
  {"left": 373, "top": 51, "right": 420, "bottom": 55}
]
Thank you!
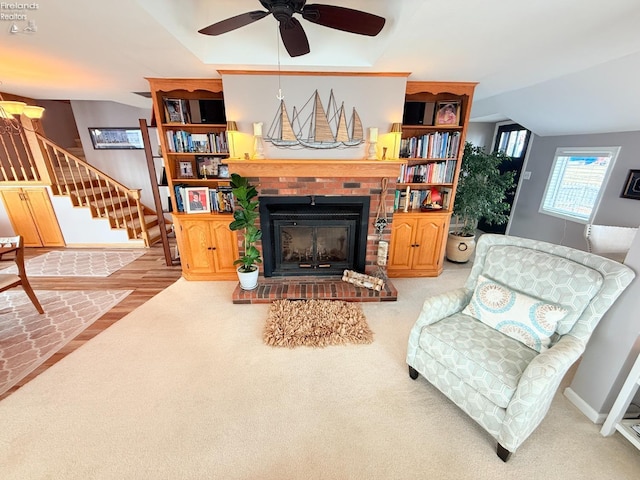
[{"left": 36, "top": 134, "right": 170, "bottom": 247}]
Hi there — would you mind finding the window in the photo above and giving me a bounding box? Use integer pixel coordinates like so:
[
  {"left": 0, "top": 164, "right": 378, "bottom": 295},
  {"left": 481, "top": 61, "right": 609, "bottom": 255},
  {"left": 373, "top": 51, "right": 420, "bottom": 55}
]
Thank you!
[
  {"left": 540, "top": 146, "right": 620, "bottom": 223},
  {"left": 495, "top": 124, "right": 531, "bottom": 158}
]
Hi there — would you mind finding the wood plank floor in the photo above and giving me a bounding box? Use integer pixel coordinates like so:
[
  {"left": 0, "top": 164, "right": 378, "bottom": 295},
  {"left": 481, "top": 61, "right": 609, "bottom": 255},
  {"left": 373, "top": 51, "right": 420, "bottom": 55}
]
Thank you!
[{"left": 0, "top": 241, "right": 183, "bottom": 401}]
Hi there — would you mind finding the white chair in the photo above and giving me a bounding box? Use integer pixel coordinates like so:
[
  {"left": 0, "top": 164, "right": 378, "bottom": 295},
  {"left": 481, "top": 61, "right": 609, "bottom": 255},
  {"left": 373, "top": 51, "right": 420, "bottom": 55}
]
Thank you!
[{"left": 584, "top": 224, "right": 638, "bottom": 263}]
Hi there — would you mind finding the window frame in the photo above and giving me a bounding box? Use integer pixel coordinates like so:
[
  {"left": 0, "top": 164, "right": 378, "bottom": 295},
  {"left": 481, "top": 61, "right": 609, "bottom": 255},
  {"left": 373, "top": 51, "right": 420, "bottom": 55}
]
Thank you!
[{"left": 539, "top": 146, "right": 620, "bottom": 224}]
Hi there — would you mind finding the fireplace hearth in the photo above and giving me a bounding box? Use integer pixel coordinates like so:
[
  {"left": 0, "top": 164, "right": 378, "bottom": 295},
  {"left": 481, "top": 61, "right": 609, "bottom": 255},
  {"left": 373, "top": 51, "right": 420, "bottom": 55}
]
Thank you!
[{"left": 259, "top": 195, "right": 370, "bottom": 277}]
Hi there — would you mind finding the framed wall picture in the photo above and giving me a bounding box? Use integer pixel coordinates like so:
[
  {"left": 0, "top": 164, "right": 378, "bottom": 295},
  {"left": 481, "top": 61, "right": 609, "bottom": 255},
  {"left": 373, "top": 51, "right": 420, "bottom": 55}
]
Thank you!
[
  {"left": 434, "top": 101, "right": 461, "bottom": 126},
  {"left": 88, "top": 128, "right": 144, "bottom": 149},
  {"left": 177, "top": 160, "right": 195, "bottom": 179},
  {"left": 185, "top": 187, "right": 210, "bottom": 213},
  {"left": 621, "top": 169, "right": 640, "bottom": 200}
]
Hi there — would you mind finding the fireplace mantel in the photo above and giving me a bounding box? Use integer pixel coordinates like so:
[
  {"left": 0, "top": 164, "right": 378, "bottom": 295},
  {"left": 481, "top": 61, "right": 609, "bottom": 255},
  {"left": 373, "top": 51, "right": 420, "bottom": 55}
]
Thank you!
[{"left": 226, "top": 159, "right": 403, "bottom": 178}]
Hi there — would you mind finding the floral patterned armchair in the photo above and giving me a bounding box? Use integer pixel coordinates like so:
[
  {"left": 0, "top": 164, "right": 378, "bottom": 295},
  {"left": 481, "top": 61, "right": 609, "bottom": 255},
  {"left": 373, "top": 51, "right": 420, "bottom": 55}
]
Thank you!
[{"left": 406, "top": 234, "right": 635, "bottom": 461}]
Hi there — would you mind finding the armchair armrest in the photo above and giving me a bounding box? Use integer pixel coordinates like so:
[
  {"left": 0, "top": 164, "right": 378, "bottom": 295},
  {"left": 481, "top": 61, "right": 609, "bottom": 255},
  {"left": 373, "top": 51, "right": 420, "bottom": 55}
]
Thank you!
[
  {"left": 499, "top": 335, "right": 585, "bottom": 451},
  {"left": 406, "top": 288, "right": 472, "bottom": 364}
]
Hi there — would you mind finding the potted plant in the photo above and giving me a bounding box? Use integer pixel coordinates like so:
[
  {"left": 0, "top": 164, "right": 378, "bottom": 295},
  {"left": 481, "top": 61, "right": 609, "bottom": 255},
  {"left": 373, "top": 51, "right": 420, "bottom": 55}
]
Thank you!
[
  {"left": 446, "top": 142, "right": 516, "bottom": 263},
  {"left": 229, "top": 173, "right": 262, "bottom": 290}
]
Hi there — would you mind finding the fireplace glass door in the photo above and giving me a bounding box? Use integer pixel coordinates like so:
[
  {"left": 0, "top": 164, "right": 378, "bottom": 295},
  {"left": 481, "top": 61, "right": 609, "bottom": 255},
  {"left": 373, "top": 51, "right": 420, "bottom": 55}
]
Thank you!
[{"left": 274, "top": 218, "right": 356, "bottom": 274}]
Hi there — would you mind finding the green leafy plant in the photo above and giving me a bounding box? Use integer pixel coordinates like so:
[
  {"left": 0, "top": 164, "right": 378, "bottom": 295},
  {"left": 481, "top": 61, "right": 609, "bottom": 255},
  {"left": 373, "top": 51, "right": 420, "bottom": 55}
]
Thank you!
[
  {"left": 229, "top": 173, "right": 262, "bottom": 273},
  {"left": 452, "top": 142, "right": 516, "bottom": 236}
]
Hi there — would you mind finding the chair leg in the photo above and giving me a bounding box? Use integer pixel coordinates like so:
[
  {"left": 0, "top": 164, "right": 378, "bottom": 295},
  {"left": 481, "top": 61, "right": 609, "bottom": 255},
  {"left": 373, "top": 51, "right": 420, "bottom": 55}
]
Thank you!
[
  {"left": 496, "top": 443, "right": 512, "bottom": 462},
  {"left": 21, "top": 281, "right": 44, "bottom": 314},
  {"left": 408, "top": 365, "right": 419, "bottom": 379}
]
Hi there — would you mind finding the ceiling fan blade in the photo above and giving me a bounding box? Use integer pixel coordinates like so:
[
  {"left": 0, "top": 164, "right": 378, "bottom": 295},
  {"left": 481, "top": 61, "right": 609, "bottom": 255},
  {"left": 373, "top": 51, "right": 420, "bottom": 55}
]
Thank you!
[
  {"left": 199, "top": 10, "right": 270, "bottom": 36},
  {"left": 279, "top": 17, "right": 310, "bottom": 57},
  {"left": 301, "top": 4, "right": 385, "bottom": 36}
]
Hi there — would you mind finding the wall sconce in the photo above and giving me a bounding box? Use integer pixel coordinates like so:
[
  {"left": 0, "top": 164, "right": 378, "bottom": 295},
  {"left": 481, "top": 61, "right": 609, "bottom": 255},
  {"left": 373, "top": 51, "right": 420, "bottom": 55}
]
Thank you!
[
  {"left": 253, "top": 121, "right": 265, "bottom": 159},
  {"left": 226, "top": 120, "right": 238, "bottom": 159},
  {"left": 390, "top": 122, "right": 402, "bottom": 159},
  {"left": 367, "top": 127, "right": 378, "bottom": 160}
]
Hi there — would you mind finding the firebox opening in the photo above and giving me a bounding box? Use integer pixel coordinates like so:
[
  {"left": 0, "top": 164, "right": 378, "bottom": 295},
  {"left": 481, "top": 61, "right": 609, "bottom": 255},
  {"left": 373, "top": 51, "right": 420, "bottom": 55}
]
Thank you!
[{"left": 260, "top": 196, "right": 370, "bottom": 277}]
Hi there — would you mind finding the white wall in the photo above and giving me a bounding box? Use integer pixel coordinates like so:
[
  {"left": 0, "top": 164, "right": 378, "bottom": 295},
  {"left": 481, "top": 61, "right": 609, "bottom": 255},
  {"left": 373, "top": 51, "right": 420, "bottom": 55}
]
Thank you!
[
  {"left": 567, "top": 232, "right": 640, "bottom": 419},
  {"left": 221, "top": 73, "right": 407, "bottom": 160},
  {"left": 466, "top": 122, "right": 496, "bottom": 150},
  {"left": 71, "top": 100, "right": 159, "bottom": 208},
  {"left": 508, "top": 130, "right": 640, "bottom": 250}
]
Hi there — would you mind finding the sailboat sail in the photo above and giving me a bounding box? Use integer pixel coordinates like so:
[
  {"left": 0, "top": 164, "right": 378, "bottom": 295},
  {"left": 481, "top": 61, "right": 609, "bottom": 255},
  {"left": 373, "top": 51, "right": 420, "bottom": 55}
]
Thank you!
[
  {"left": 313, "top": 92, "right": 334, "bottom": 142},
  {"left": 351, "top": 108, "right": 363, "bottom": 141},
  {"left": 265, "top": 89, "right": 364, "bottom": 149},
  {"left": 335, "top": 106, "right": 349, "bottom": 142},
  {"left": 280, "top": 101, "right": 296, "bottom": 141}
]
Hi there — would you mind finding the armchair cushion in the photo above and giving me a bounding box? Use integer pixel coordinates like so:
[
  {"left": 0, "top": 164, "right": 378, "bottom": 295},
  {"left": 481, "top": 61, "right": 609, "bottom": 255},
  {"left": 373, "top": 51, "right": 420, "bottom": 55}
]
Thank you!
[
  {"left": 462, "top": 274, "right": 568, "bottom": 352},
  {"left": 418, "top": 313, "right": 538, "bottom": 408}
]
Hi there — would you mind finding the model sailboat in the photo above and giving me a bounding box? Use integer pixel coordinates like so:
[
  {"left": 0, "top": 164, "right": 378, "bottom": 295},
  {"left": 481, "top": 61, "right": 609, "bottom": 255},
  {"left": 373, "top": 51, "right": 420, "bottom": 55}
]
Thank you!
[{"left": 265, "top": 90, "right": 364, "bottom": 149}]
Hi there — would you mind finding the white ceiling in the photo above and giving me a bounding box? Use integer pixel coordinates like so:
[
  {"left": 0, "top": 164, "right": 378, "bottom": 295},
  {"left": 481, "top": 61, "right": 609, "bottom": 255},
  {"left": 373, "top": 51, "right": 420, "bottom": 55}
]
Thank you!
[{"left": 2, "top": 0, "right": 640, "bottom": 136}]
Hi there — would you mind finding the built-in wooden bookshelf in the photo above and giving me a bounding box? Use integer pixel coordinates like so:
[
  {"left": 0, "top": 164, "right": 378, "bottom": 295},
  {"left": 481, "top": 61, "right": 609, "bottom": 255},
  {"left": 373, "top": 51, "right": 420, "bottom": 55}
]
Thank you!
[
  {"left": 147, "top": 78, "right": 238, "bottom": 280},
  {"left": 388, "top": 81, "right": 476, "bottom": 277}
]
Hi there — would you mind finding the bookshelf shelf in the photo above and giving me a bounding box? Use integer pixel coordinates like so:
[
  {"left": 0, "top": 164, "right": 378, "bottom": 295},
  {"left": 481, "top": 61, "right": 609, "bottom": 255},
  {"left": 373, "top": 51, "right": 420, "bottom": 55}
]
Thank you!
[
  {"left": 388, "top": 81, "right": 476, "bottom": 278},
  {"left": 148, "top": 77, "right": 239, "bottom": 281}
]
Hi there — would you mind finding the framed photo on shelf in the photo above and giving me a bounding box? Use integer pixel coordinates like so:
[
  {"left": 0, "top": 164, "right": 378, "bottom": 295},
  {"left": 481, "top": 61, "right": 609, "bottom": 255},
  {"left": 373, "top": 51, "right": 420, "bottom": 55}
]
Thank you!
[
  {"left": 621, "top": 169, "right": 640, "bottom": 200},
  {"left": 163, "top": 98, "right": 188, "bottom": 123},
  {"left": 196, "top": 156, "right": 221, "bottom": 178},
  {"left": 185, "top": 187, "right": 210, "bottom": 214},
  {"left": 434, "top": 101, "right": 461, "bottom": 126},
  {"left": 218, "top": 164, "right": 230, "bottom": 178},
  {"left": 177, "top": 160, "right": 195, "bottom": 179},
  {"left": 88, "top": 128, "right": 144, "bottom": 150}
]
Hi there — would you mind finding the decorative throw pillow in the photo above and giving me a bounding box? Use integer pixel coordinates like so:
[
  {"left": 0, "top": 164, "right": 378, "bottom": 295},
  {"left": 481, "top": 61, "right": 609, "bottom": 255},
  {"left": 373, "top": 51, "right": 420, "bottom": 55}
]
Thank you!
[{"left": 462, "top": 275, "right": 567, "bottom": 352}]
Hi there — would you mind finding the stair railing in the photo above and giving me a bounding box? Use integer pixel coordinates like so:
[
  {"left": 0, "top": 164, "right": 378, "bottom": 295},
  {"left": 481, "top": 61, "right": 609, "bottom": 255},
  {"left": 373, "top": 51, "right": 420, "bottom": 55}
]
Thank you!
[{"left": 35, "top": 134, "right": 150, "bottom": 244}]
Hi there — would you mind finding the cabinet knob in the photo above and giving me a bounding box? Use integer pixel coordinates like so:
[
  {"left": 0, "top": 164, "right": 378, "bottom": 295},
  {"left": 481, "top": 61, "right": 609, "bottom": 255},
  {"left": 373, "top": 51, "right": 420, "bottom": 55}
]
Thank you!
[{"left": 208, "top": 246, "right": 216, "bottom": 250}]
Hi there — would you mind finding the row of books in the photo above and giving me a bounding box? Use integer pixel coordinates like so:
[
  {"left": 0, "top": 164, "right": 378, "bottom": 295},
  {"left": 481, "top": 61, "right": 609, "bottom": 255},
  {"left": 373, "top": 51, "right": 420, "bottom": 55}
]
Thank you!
[
  {"left": 397, "top": 160, "right": 456, "bottom": 184},
  {"left": 173, "top": 184, "right": 234, "bottom": 213},
  {"left": 165, "top": 130, "right": 229, "bottom": 154},
  {"left": 400, "top": 131, "right": 461, "bottom": 159},
  {"left": 394, "top": 186, "right": 452, "bottom": 211}
]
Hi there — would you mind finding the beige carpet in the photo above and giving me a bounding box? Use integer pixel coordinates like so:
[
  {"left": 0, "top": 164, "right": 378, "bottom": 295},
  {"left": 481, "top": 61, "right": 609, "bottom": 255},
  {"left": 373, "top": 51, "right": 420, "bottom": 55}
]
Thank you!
[
  {"left": 0, "top": 269, "right": 639, "bottom": 479},
  {"left": 0, "top": 249, "right": 146, "bottom": 277},
  {"left": 0, "top": 289, "right": 132, "bottom": 396},
  {"left": 264, "top": 299, "right": 373, "bottom": 348}
]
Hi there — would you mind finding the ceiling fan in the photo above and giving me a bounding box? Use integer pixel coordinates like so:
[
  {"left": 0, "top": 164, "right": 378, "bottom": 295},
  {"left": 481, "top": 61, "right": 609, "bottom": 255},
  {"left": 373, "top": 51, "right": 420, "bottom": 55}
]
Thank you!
[{"left": 198, "top": 0, "right": 386, "bottom": 57}]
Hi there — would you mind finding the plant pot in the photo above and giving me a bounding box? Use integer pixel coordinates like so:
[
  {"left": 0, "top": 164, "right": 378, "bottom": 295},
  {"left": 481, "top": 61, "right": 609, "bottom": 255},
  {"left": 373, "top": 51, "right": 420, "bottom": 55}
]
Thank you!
[
  {"left": 237, "top": 266, "right": 259, "bottom": 290},
  {"left": 446, "top": 232, "right": 476, "bottom": 263}
]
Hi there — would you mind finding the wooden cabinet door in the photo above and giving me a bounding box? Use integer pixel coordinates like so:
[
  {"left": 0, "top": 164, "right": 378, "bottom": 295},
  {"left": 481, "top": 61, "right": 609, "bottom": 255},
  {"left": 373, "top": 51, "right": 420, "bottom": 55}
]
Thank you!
[
  {"left": 388, "top": 217, "right": 416, "bottom": 271},
  {"left": 412, "top": 216, "right": 446, "bottom": 271},
  {"left": 23, "top": 188, "right": 65, "bottom": 246},
  {"left": 209, "top": 219, "right": 238, "bottom": 275},
  {"left": 176, "top": 218, "right": 215, "bottom": 275},
  {"left": 1, "top": 189, "right": 42, "bottom": 246},
  {"left": 1, "top": 188, "right": 65, "bottom": 247},
  {"left": 175, "top": 215, "right": 238, "bottom": 279}
]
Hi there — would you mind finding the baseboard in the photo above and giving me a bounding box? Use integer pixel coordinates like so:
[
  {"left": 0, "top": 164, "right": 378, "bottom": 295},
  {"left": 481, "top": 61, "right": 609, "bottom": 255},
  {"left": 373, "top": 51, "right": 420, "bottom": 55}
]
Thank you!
[{"left": 563, "top": 387, "right": 608, "bottom": 424}]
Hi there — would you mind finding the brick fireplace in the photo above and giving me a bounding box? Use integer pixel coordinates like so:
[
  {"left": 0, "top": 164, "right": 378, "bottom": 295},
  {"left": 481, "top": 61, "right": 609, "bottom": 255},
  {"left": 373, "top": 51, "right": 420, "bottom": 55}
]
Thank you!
[{"left": 228, "top": 159, "right": 401, "bottom": 303}]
